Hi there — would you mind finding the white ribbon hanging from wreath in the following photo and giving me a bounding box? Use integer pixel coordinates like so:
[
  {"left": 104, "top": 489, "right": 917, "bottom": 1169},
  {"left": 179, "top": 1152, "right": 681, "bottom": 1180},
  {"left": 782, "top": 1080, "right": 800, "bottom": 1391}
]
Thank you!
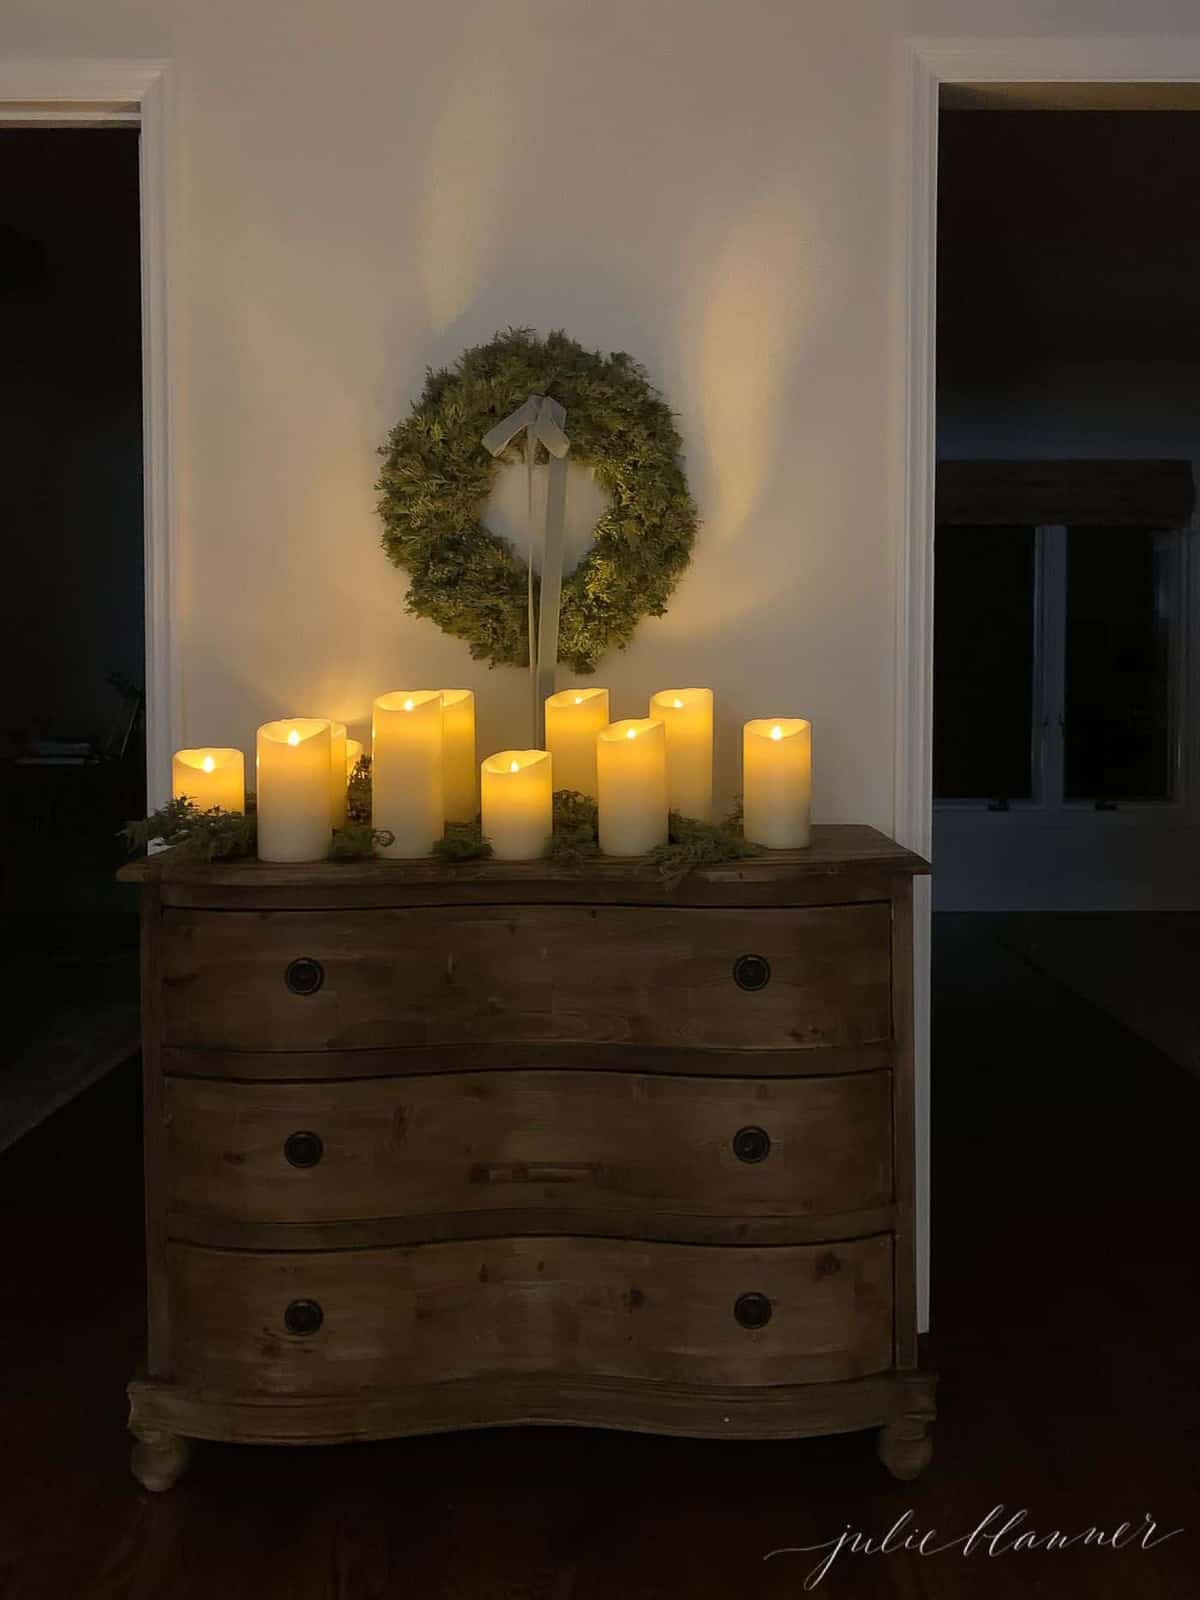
[{"left": 482, "top": 395, "right": 570, "bottom": 747}]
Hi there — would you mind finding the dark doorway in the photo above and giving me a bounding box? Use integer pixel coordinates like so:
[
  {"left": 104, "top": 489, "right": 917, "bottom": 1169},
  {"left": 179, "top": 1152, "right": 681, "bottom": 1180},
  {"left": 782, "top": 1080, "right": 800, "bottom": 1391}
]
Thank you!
[
  {"left": 0, "top": 129, "right": 143, "bottom": 1132},
  {"left": 931, "top": 97, "right": 1200, "bottom": 1578}
]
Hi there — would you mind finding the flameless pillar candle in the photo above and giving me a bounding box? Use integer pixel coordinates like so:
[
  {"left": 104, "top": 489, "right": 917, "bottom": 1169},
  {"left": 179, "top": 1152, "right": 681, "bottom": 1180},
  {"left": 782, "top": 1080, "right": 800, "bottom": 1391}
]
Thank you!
[
  {"left": 372, "top": 691, "right": 443, "bottom": 858},
  {"left": 743, "top": 719, "right": 812, "bottom": 848},
  {"left": 327, "top": 721, "right": 349, "bottom": 828},
  {"left": 255, "top": 720, "right": 333, "bottom": 862},
  {"left": 597, "top": 718, "right": 668, "bottom": 856},
  {"left": 545, "top": 687, "right": 609, "bottom": 797},
  {"left": 481, "top": 749, "right": 552, "bottom": 860},
  {"left": 439, "top": 690, "right": 477, "bottom": 821},
  {"left": 649, "top": 688, "right": 714, "bottom": 821},
  {"left": 171, "top": 747, "right": 245, "bottom": 813},
  {"left": 344, "top": 738, "right": 363, "bottom": 777}
]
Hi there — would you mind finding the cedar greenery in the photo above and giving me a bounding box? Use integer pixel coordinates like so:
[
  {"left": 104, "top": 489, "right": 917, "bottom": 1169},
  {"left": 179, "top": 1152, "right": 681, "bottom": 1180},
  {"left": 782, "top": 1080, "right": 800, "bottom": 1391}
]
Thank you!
[
  {"left": 547, "top": 789, "right": 601, "bottom": 867},
  {"left": 126, "top": 778, "right": 758, "bottom": 883},
  {"left": 647, "top": 810, "right": 762, "bottom": 889},
  {"left": 347, "top": 753, "right": 373, "bottom": 823},
  {"left": 545, "top": 789, "right": 759, "bottom": 883},
  {"left": 122, "top": 797, "right": 257, "bottom": 862},
  {"left": 329, "top": 822, "right": 395, "bottom": 859},
  {"left": 432, "top": 821, "right": 494, "bottom": 863},
  {"left": 376, "top": 328, "right": 698, "bottom": 673},
  {"left": 125, "top": 785, "right": 394, "bottom": 863}
]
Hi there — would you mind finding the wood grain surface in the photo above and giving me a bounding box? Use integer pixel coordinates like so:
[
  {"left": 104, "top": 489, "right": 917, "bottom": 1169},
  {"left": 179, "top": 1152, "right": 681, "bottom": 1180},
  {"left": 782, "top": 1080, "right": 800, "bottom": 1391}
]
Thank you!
[
  {"left": 160, "top": 903, "right": 892, "bottom": 1053},
  {"left": 120, "top": 825, "right": 929, "bottom": 913},
  {"left": 164, "top": 1068, "right": 893, "bottom": 1231},
  {"left": 168, "top": 1234, "right": 894, "bottom": 1394}
]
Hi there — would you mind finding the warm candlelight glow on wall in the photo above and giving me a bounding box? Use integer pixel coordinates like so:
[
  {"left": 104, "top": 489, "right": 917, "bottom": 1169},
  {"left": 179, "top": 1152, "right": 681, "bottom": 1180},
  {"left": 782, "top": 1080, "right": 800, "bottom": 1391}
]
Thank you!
[
  {"left": 255, "top": 720, "right": 332, "bottom": 862},
  {"left": 481, "top": 748, "right": 552, "bottom": 860},
  {"left": 649, "top": 687, "right": 713, "bottom": 820},
  {"left": 597, "top": 718, "right": 668, "bottom": 856},
  {"left": 171, "top": 747, "right": 245, "bottom": 814},
  {"left": 439, "top": 689, "right": 477, "bottom": 822},
  {"left": 545, "top": 687, "right": 609, "bottom": 797},
  {"left": 372, "top": 691, "right": 443, "bottom": 857},
  {"left": 743, "top": 718, "right": 812, "bottom": 848}
]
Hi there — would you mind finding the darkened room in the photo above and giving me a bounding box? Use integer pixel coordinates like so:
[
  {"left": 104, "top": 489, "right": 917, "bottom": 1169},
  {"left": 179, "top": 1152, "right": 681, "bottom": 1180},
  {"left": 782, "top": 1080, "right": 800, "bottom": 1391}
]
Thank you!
[{"left": 1, "top": 22, "right": 1198, "bottom": 1600}]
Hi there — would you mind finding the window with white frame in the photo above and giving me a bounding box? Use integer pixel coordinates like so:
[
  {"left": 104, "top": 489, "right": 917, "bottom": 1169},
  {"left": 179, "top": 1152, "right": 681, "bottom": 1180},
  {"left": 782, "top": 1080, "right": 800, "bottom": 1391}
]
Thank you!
[{"left": 933, "top": 515, "right": 1187, "bottom": 811}]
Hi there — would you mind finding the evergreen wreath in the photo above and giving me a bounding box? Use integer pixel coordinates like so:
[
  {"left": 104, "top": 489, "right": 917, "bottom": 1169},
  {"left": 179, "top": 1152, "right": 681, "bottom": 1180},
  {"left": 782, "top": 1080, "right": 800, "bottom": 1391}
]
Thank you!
[{"left": 376, "top": 328, "right": 698, "bottom": 673}]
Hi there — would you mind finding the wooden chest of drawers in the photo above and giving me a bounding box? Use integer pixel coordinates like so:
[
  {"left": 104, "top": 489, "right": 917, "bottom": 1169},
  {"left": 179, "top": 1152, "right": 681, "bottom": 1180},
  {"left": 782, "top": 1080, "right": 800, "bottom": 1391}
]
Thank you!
[{"left": 121, "top": 825, "right": 934, "bottom": 1489}]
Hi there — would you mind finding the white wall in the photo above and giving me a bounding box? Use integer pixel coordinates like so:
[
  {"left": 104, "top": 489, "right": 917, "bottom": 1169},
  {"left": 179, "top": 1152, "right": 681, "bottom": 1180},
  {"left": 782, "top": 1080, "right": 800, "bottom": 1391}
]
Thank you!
[{"left": 1, "top": 0, "right": 1195, "bottom": 817}]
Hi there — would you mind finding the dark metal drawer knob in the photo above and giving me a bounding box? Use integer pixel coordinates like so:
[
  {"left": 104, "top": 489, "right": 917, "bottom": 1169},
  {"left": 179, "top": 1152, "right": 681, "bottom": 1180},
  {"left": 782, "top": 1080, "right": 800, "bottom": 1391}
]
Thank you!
[
  {"left": 284, "top": 1299, "right": 324, "bottom": 1336},
  {"left": 732, "top": 953, "right": 771, "bottom": 992},
  {"left": 732, "top": 1125, "right": 771, "bottom": 1164},
  {"left": 285, "top": 957, "right": 324, "bottom": 996},
  {"left": 284, "top": 1130, "right": 324, "bottom": 1168},
  {"left": 734, "top": 1292, "right": 773, "bottom": 1330}
]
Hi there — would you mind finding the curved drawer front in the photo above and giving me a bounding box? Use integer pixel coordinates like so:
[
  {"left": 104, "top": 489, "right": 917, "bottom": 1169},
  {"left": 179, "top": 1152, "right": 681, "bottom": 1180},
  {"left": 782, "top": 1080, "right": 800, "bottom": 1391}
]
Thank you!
[
  {"left": 168, "top": 1235, "right": 893, "bottom": 1393},
  {"left": 165, "top": 1070, "right": 893, "bottom": 1229},
  {"left": 160, "top": 903, "right": 892, "bottom": 1053}
]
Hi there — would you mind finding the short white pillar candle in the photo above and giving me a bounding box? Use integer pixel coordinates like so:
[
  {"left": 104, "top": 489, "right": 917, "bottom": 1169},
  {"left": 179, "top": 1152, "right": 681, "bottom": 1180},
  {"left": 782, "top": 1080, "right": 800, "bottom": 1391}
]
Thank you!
[
  {"left": 255, "top": 719, "right": 333, "bottom": 862},
  {"left": 327, "top": 721, "right": 349, "bottom": 828},
  {"left": 344, "top": 737, "right": 364, "bottom": 777},
  {"left": 649, "top": 688, "right": 714, "bottom": 821},
  {"left": 481, "top": 749, "right": 552, "bottom": 860},
  {"left": 597, "top": 718, "right": 668, "bottom": 856},
  {"left": 743, "top": 718, "right": 812, "bottom": 848},
  {"left": 545, "top": 687, "right": 609, "bottom": 797},
  {"left": 372, "top": 691, "right": 444, "bottom": 858},
  {"left": 439, "top": 690, "right": 477, "bottom": 822},
  {"left": 171, "top": 747, "right": 245, "bottom": 813}
]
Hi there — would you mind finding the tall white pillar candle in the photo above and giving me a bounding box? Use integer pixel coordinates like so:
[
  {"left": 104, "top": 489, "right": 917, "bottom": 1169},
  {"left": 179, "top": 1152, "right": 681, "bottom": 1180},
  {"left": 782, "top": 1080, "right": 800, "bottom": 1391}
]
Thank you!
[
  {"left": 327, "top": 721, "right": 349, "bottom": 828},
  {"left": 648, "top": 688, "right": 714, "bottom": 820},
  {"left": 545, "top": 687, "right": 609, "bottom": 797},
  {"left": 372, "top": 691, "right": 444, "bottom": 858},
  {"left": 255, "top": 719, "right": 332, "bottom": 862},
  {"left": 743, "top": 719, "right": 812, "bottom": 848},
  {"left": 597, "top": 718, "right": 668, "bottom": 856},
  {"left": 171, "top": 747, "right": 245, "bottom": 814},
  {"left": 439, "top": 690, "right": 477, "bottom": 821},
  {"left": 481, "top": 749, "right": 552, "bottom": 860}
]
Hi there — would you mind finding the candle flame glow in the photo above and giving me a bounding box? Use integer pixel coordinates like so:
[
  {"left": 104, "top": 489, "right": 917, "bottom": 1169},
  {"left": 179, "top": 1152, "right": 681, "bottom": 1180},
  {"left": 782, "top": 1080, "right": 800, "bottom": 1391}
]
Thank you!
[
  {"left": 287, "top": 729, "right": 300, "bottom": 746},
  {"left": 770, "top": 725, "right": 783, "bottom": 741},
  {"left": 201, "top": 755, "right": 215, "bottom": 773},
  {"left": 510, "top": 760, "right": 520, "bottom": 773},
  {"left": 672, "top": 698, "right": 684, "bottom": 709},
  {"left": 403, "top": 698, "right": 414, "bottom": 712},
  {"left": 574, "top": 695, "right": 583, "bottom": 705},
  {"left": 626, "top": 727, "right": 637, "bottom": 739}
]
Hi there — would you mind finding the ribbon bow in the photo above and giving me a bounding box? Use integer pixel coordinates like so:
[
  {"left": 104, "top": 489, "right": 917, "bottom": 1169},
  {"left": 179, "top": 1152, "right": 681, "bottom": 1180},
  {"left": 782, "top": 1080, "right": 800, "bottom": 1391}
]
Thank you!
[{"left": 482, "top": 395, "right": 570, "bottom": 746}]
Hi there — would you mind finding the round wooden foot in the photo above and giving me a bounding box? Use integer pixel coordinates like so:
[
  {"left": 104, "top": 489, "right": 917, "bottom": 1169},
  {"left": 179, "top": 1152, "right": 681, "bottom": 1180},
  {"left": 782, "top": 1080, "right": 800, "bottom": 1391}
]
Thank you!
[
  {"left": 877, "top": 1418, "right": 933, "bottom": 1481},
  {"left": 130, "top": 1428, "right": 191, "bottom": 1492}
]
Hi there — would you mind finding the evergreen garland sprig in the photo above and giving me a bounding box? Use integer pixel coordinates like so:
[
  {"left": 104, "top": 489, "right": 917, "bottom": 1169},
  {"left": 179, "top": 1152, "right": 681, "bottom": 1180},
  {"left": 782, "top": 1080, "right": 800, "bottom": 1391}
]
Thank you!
[
  {"left": 122, "top": 796, "right": 257, "bottom": 862},
  {"left": 125, "top": 786, "right": 394, "bottom": 863},
  {"left": 330, "top": 822, "right": 395, "bottom": 859},
  {"left": 546, "top": 789, "right": 601, "bottom": 867},
  {"left": 647, "top": 809, "right": 762, "bottom": 889},
  {"left": 432, "top": 821, "right": 494, "bottom": 863},
  {"left": 376, "top": 328, "right": 698, "bottom": 674},
  {"left": 125, "top": 777, "right": 760, "bottom": 882},
  {"left": 545, "top": 789, "right": 760, "bottom": 883}
]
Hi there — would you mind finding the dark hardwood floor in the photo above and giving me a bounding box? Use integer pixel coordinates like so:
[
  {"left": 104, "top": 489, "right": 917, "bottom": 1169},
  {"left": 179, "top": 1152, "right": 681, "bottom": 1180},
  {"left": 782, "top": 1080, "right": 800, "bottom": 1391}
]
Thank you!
[{"left": 1, "top": 917, "right": 1196, "bottom": 1598}]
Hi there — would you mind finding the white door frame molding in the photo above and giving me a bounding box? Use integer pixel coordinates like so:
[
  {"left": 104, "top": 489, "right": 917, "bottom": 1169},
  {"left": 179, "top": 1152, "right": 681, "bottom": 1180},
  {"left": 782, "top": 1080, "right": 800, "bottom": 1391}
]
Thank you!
[
  {"left": 896, "top": 35, "right": 1200, "bottom": 1332},
  {"left": 0, "top": 59, "right": 178, "bottom": 805}
]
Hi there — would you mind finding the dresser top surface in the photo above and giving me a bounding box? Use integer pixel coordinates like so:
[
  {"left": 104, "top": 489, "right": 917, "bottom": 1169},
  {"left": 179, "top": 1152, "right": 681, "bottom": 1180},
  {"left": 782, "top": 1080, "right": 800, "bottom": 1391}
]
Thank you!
[{"left": 121, "top": 824, "right": 928, "bottom": 909}]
